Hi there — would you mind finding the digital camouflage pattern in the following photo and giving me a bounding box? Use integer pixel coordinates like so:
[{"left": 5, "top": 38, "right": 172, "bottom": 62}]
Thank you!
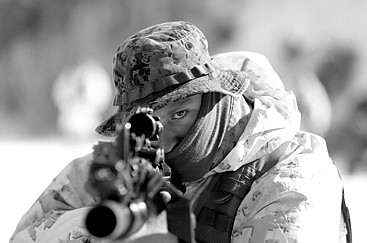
[
  {"left": 10, "top": 51, "right": 346, "bottom": 243},
  {"left": 96, "top": 21, "right": 249, "bottom": 137}
]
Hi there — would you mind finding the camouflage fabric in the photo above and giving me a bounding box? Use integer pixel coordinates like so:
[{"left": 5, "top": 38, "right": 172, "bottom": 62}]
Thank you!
[
  {"left": 10, "top": 52, "right": 346, "bottom": 243},
  {"left": 96, "top": 21, "right": 249, "bottom": 137}
]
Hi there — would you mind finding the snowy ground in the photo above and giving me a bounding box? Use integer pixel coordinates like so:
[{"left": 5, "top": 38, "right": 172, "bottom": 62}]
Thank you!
[{"left": 1, "top": 138, "right": 366, "bottom": 243}]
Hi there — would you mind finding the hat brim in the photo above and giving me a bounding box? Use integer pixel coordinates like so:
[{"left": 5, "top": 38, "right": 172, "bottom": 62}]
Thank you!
[{"left": 95, "top": 69, "right": 249, "bottom": 137}]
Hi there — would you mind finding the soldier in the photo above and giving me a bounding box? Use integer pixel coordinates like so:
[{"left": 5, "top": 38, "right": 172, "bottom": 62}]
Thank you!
[{"left": 10, "top": 21, "right": 351, "bottom": 243}]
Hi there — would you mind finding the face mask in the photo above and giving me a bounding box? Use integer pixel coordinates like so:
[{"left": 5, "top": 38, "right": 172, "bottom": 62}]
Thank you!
[{"left": 165, "top": 92, "right": 251, "bottom": 182}]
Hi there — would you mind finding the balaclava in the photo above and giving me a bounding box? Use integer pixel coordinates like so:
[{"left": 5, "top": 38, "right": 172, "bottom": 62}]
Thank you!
[{"left": 165, "top": 92, "right": 251, "bottom": 182}]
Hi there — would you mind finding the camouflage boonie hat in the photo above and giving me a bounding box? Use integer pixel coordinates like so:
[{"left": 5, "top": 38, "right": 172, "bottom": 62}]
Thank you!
[{"left": 96, "top": 21, "right": 249, "bottom": 136}]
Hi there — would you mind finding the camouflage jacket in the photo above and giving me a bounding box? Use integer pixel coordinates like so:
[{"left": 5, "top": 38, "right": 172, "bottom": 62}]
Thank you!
[{"left": 10, "top": 52, "right": 345, "bottom": 243}]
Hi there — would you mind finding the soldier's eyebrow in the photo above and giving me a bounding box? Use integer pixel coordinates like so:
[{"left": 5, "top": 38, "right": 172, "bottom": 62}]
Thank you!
[{"left": 170, "top": 94, "right": 201, "bottom": 107}]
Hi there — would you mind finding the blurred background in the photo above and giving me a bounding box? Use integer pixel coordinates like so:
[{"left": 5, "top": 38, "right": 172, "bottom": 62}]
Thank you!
[{"left": 1, "top": 0, "right": 366, "bottom": 242}]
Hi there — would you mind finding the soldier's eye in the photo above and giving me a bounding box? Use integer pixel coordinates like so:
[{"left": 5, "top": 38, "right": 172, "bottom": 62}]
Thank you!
[{"left": 172, "top": 110, "right": 187, "bottom": 120}]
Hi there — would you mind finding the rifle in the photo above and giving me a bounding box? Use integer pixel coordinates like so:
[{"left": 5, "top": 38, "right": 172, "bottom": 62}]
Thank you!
[{"left": 85, "top": 108, "right": 194, "bottom": 242}]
